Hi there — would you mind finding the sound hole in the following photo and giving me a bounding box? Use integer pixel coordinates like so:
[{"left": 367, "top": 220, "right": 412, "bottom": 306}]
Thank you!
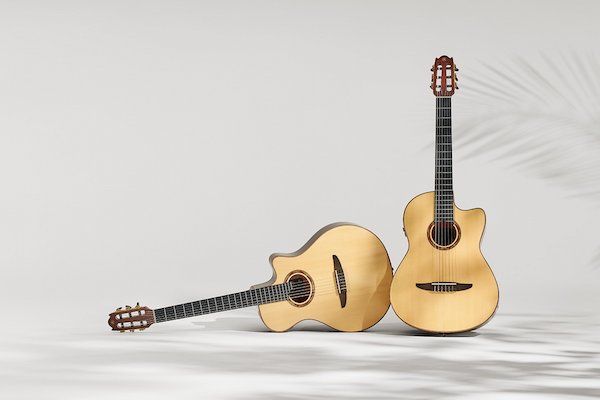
[
  {"left": 428, "top": 221, "right": 460, "bottom": 249},
  {"left": 286, "top": 272, "right": 314, "bottom": 307}
]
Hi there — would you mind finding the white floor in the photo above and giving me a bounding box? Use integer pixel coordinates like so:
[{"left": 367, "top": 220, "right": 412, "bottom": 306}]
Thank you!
[{"left": 1, "top": 312, "right": 599, "bottom": 400}]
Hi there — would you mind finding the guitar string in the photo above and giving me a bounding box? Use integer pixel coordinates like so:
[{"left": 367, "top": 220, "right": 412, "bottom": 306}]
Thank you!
[
  {"left": 147, "top": 281, "right": 348, "bottom": 320},
  {"left": 144, "top": 275, "right": 349, "bottom": 314},
  {"left": 143, "top": 283, "right": 350, "bottom": 323},
  {"left": 146, "top": 276, "right": 348, "bottom": 314},
  {"left": 435, "top": 80, "right": 439, "bottom": 291}
]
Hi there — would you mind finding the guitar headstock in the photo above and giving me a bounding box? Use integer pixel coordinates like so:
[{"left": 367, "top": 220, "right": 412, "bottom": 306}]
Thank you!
[
  {"left": 108, "top": 302, "right": 155, "bottom": 332},
  {"left": 430, "top": 55, "right": 458, "bottom": 96}
]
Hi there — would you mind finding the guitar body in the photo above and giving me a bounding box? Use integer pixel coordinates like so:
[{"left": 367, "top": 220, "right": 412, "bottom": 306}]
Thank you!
[
  {"left": 390, "top": 192, "right": 499, "bottom": 333},
  {"left": 256, "top": 223, "right": 392, "bottom": 332}
]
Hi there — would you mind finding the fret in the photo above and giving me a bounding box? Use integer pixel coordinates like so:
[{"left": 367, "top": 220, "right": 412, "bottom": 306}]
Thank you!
[
  {"left": 155, "top": 308, "right": 166, "bottom": 323},
  {"left": 174, "top": 304, "right": 184, "bottom": 318},
  {"left": 435, "top": 96, "right": 454, "bottom": 222},
  {"left": 152, "top": 283, "right": 290, "bottom": 324},
  {"left": 166, "top": 306, "right": 176, "bottom": 321}
]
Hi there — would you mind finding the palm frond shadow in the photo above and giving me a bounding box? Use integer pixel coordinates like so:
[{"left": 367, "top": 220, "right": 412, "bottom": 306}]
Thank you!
[{"left": 453, "top": 52, "right": 600, "bottom": 268}]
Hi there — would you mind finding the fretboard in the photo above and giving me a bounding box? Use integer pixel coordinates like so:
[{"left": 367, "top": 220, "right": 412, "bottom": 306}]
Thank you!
[
  {"left": 153, "top": 282, "right": 292, "bottom": 323},
  {"left": 435, "top": 97, "right": 454, "bottom": 222}
]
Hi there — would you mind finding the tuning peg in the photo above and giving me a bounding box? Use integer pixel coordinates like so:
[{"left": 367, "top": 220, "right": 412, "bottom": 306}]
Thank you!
[
  {"left": 455, "top": 67, "right": 459, "bottom": 71},
  {"left": 456, "top": 86, "right": 459, "bottom": 90},
  {"left": 119, "top": 330, "right": 125, "bottom": 333},
  {"left": 126, "top": 305, "right": 132, "bottom": 310},
  {"left": 431, "top": 67, "right": 434, "bottom": 71},
  {"left": 130, "top": 329, "right": 135, "bottom": 332},
  {"left": 136, "top": 302, "right": 140, "bottom": 308},
  {"left": 116, "top": 307, "right": 122, "bottom": 311}
]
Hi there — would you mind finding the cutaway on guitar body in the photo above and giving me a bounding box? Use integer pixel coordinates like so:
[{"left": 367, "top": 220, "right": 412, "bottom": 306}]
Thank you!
[
  {"left": 256, "top": 223, "right": 392, "bottom": 332},
  {"left": 390, "top": 55, "right": 499, "bottom": 334},
  {"left": 109, "top": 223, "right": 392, "bottom": 333}
]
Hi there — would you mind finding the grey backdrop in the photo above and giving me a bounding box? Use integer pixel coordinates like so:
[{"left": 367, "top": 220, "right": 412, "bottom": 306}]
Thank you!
[{"left": 1, "top": 0, "right": 599, "bottom": 333}]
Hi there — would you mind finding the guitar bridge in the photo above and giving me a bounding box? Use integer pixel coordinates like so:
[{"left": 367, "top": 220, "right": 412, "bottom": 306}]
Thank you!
[
  {"left": 416, "top": 282, "right": 472, "bottom": 293},
  {"left": 333, "top": 255, "right": 347, "bottom": 308}
]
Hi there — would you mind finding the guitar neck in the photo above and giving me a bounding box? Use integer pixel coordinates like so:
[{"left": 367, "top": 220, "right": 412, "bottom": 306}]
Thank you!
[
  {"left": 434, "top": 96, "right": 454, "bottom": 222},
  {"left": 153, "top": 282, "right": 292, "bottom": 323}
]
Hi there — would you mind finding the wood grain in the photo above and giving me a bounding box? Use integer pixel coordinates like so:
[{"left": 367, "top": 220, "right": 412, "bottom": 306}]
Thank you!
[
  {"left": 256, "top": 223, "right": 392, "bottom": 332},
  {"left": 390, "top": 192, "right": 499, "bottom": 333}
]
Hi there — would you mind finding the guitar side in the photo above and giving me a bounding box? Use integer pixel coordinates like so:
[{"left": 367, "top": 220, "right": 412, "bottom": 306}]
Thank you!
[
  {"left": 390, "top": 192, "right": 499, "bottom": 333},
  {"left": 256, "top": 223, "right": 393, "bottom": 332}
]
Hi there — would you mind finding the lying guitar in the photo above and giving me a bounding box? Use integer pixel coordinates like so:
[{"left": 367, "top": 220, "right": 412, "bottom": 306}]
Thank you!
[
  {"left": 108, "top": 223, "right": 392, "bottom": 332},
  {"left": 390, "top": 56, "right": 499, "bottom": 333}
]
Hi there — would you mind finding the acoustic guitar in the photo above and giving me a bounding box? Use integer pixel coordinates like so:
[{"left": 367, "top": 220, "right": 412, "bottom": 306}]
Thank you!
[
  {"left": 389, "top": 56, "right": 499, "bottom": 333},
  {"left": 108, "top": 223, "right": 392, "bottom": 332}
]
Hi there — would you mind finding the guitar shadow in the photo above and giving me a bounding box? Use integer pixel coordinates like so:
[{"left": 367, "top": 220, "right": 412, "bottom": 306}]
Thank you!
[{"left": 191, "top": 314, "right": 479, "bottom": 336}]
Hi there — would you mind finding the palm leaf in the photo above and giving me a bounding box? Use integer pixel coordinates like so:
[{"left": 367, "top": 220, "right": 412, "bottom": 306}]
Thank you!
[{"left": 452, "top": 53, "right": 600, "bottom": 267}]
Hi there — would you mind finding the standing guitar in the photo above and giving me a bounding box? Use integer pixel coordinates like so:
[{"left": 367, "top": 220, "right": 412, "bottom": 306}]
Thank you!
[
  {"left": 390, "top": 56, "right": 499, "bottom": 333},
  {"left": 109, "top": 223, "right": 392, "bottom": 332}
]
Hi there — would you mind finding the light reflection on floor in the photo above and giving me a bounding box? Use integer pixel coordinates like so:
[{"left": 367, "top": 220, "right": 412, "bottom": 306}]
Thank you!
[{"left": 1, "top": 312, "right": 598, "bottom": 399}]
